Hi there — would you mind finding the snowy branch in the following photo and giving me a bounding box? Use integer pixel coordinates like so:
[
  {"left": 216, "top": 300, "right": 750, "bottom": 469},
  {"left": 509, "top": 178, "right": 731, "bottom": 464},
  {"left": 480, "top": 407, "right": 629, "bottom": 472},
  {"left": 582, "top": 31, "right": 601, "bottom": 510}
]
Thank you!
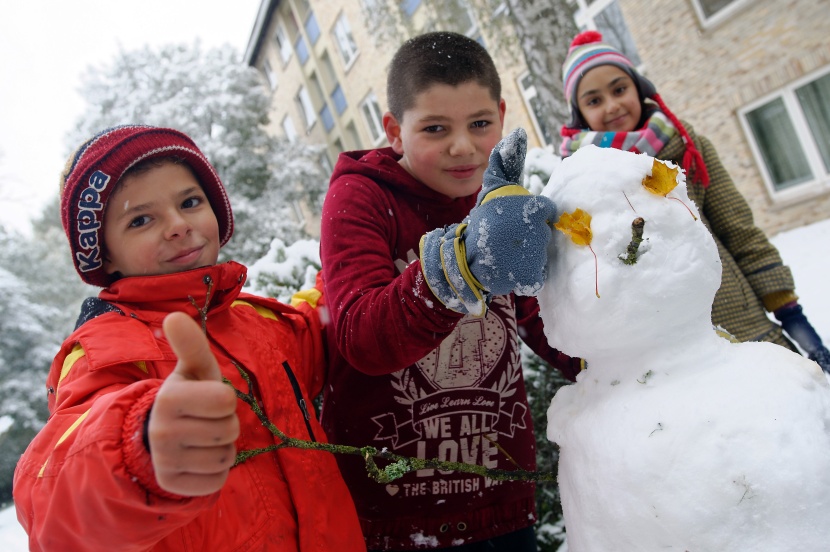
[{"left": 227, "top": 361, "right": 555, "bottom": 484}]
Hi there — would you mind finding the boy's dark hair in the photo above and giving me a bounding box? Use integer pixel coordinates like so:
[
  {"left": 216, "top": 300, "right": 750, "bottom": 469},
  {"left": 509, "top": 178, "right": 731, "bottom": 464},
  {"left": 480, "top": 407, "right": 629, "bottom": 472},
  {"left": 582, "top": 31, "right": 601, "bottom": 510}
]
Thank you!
[{"left": 386, "top": 31, "right": 501, "bottom": 121}]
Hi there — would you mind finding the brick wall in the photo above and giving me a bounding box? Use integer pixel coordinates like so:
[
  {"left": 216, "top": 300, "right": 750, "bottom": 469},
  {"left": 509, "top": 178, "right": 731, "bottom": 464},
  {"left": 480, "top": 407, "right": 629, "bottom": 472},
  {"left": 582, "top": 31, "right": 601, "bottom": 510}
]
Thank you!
[{"left": 622, "top": 0, "right": 830, "bottom": 235}]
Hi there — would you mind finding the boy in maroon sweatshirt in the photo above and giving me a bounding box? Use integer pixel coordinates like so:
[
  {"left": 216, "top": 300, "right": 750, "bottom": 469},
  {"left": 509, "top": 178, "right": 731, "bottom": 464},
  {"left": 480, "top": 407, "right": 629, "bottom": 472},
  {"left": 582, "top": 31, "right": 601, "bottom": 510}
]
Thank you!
[{"left": 319, "top": 31, "right": 580, "bottom": 551}]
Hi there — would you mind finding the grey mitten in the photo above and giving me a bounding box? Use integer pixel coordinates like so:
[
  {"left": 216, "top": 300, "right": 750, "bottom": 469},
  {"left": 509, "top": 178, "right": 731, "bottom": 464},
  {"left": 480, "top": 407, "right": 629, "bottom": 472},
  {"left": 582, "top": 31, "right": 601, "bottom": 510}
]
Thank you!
[{"left": 420, "top": 128, "right": 557, "bottom": 317}]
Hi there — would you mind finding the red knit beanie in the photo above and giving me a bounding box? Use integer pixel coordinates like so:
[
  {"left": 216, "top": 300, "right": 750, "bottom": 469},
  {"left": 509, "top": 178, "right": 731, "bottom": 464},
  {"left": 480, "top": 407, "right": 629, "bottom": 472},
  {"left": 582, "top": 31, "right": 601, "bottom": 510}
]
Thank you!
[
  {"left": 59, "top": 125, "right": 234, "bottom": 287},
  {"left": 561, "top": 31, "right": 709, "bottom": 187}
]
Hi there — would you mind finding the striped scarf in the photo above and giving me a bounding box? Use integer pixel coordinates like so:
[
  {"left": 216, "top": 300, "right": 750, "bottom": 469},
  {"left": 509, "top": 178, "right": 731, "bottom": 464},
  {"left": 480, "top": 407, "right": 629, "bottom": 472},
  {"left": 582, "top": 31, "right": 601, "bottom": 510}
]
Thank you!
[{"left": 559, "top": 109, "right": 677, "bottom": 159}]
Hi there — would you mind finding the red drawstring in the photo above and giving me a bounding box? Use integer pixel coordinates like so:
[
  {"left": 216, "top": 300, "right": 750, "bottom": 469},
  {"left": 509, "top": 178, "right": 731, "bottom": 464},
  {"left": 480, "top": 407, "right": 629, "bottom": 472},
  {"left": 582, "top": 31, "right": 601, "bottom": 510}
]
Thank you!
[{"left": 652, "top": 94, "right": 710, "bottom": 187}]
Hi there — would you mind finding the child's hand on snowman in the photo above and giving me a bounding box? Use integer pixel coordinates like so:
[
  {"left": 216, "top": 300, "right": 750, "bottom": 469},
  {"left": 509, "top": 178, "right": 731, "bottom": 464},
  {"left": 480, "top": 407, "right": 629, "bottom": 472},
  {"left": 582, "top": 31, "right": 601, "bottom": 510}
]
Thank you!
[{"left": 420, "top": 128, "right": 556, "bottom": 316}]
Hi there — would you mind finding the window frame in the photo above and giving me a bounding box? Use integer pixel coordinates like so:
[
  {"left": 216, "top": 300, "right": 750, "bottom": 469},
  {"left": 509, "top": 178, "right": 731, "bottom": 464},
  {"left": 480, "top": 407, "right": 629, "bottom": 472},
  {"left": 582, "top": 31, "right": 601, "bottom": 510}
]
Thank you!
[
  {"left": 282, "top": 114, "right": 299, "bottom": 142},
  {"left": 359, "top": 91, "right": 385, "bottom": 146},
  {"left": 689, "top": 0, "right": 752, "bottom": 30},
  {"left": 737, "top": 65, "right": 830, "bottom": 204},
  {"left": 297, "top": 86, "right": 317, "bottom": 130},
  {"left": 305, "top": 11, "right": 321, "bottom": 45},
  {"left": 295, "top": 34, "right": 310, "bottom": 65},
  {"left": 320, "top": 103, "right": 335, "bottom": 133},
  {"left": 331, "top": 84, "right": 348, "bottom": 115},
  {"left": 332, "top": 12, "right": 359, "bottom": 70},
  {"left": 274, "top": 22, "right": 293, "bottom": 65},
  {"left": 262, "top": 59, "right": 278, "bottom": 90}
]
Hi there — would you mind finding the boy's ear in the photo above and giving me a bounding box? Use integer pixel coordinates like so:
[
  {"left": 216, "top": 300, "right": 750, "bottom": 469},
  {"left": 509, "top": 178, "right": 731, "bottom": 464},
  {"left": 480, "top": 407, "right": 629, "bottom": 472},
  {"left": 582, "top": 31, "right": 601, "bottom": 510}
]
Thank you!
[
  {"left": 383, "top": 112, "right": 404, "bottom": 155},
  {"left": 103, "top": 258, "right": 118, "bottom": 275},
  {"left": 498, "top": 98, "right": 506, "bottom": 126}
]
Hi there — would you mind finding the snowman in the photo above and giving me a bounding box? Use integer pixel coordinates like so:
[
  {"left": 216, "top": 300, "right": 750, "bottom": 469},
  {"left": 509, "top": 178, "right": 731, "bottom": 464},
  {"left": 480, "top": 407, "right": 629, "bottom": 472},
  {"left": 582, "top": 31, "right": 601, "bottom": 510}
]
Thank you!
[{"left": 537, "top": 145, "right": 830, "bottom": 551}]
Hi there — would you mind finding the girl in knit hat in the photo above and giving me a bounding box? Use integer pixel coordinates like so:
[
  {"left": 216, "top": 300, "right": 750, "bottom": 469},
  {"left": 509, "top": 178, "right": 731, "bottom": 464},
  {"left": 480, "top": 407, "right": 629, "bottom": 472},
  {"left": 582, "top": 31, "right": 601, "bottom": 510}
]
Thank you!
[
  {"left": 559, "top": 31, "right": 830, "bottom": 372},
  {"left": 13, "top": 125, "right": 365, "bottom": 551}
]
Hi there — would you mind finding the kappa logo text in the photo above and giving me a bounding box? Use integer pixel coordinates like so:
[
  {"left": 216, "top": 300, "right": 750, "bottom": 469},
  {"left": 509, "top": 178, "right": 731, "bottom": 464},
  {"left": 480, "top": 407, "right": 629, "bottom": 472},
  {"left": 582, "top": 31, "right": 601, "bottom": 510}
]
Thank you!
[{"left": 75, "top": 170, "right": 111, "bottom": 272}]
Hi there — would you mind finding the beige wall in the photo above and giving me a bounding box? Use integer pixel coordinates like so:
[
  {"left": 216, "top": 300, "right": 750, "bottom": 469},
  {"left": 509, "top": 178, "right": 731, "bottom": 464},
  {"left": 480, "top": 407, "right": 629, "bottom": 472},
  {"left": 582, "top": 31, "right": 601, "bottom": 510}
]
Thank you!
[
  {"left": 249, "top": 0, "right": 829, "bottom": 237},
  {"left": 622, "top": 0, "right": 830, "bottom": 235},
  {"left": 249, "top": 0, "right": 548, "bottom": 158}
]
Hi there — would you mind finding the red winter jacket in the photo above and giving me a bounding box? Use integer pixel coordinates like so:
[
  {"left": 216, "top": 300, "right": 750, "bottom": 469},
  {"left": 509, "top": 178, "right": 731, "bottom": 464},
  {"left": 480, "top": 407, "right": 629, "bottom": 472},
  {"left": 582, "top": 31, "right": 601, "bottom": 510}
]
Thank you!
[
  {"left": 14, "top": 262, "right": 365, "bottom": 552},
  {"left": 320, "top": 148, "right": 581, "bottom": 549}
]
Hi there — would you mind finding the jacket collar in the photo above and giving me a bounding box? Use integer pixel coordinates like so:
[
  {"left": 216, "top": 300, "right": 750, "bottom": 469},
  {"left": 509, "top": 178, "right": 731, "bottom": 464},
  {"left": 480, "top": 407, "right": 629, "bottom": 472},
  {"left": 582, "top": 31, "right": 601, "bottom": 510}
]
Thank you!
[{"left": 98, "top": 261, "right": 247, "bottom": 321}]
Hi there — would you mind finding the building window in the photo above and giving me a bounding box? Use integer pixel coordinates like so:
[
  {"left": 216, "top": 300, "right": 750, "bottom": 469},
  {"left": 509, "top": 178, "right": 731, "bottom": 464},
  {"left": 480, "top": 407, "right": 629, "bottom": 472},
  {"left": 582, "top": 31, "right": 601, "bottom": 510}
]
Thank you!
[
  {"left": 305, "top": 12, "right": 321, "bottom": 45},
  {"left": 402, "top": 0, "right": 421, "bottom": 17},
  {"left": 295, "top": 35, "right": 309, "bottom": 65},
  {"left": 333, "top": 13, "right": 359, "bottom": 69},
  {"left": 320, "top": 151, "right": 334, "bottom": 176},
  {"left": 331, "top": 84, "right": 347, "bottom": 115},
  {"left": 320, "top": 52, "right": 339, "bottom": 95},
  {"left": 572, "top": 0, "right": 641, "bottom": 66},
  {"left": 360, "top": 92, "right": 384, "bottom": 145},
  {"left": 691, "top": 0, "right": 751, "bottom": 28},
  {"left": 297, "top": 86, "right": 317, "bottom": 129},
  {"left": 518, "top": 72, "right": 554, "bottom": 146},
  {"left": 320, "top": 104, "right": 335, "bottom": 132},
  {"left": 345, "top": 121, "right": 362, "bottom": 150},
  {"left": 263, "top": 59, "right": 278, "bottom": 90},
  {"left": 274, "top": 23, "right": 293, "bottom": 65},
  {"left": 739, "top": 67, "right": 830, "bottom": 197},
  {"left": 282, "top": 115, "right": 298, "bottom": 142}
]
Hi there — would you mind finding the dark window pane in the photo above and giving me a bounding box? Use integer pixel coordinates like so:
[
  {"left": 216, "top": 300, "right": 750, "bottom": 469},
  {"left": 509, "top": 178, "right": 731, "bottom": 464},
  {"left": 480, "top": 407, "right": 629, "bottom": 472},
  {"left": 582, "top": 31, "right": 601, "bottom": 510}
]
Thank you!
[
  {"left": 746, "top": 98, "right": 813, "bottom": 191},
  {"left": 796, "top": 72, "right": 830, "bottom": 172},
  {"left": 698, "top": 0, "right": 737, "bottom": 18}
]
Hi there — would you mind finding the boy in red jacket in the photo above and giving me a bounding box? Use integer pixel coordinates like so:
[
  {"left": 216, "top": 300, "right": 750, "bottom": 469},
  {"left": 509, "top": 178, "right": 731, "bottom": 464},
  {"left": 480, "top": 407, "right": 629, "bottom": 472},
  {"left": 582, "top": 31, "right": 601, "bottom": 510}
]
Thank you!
[
  {"left": 13, "top": 125, "right": 365, "bottom": 551},
  {"left": 319, "top": 32, "right": 580, "bottom": 551}
]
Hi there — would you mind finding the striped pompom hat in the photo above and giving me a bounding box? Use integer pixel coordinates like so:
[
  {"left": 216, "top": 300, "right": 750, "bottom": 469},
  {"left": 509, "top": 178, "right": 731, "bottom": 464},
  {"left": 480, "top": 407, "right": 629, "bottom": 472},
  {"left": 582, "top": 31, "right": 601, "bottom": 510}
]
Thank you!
[
  {"left": 561, "top": 31, "right": 709, "bottom": 186},
  {"left": 59, "top": 125, "right": 234, "bottom": 286}
]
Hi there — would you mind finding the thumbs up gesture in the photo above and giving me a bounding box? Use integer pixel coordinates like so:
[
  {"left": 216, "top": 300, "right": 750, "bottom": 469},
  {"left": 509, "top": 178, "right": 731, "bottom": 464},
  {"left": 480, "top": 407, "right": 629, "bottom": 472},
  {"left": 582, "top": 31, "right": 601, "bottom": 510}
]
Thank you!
[
  {"left": 419, "top": 128, "right": 557, "bottom": 316},
  {"left": 148, "top": 312, "right": 240, "bottom": 496}
]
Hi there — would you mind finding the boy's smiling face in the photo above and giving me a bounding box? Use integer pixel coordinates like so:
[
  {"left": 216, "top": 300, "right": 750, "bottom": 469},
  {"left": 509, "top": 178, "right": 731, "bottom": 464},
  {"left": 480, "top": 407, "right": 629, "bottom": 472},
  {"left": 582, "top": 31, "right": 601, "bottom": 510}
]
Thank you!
[
  {"left": 383, "top": 81, "right": 505, "bottom": 199},
  {"left": 103, "top": 161, "right": 220, "bottom": 279}
]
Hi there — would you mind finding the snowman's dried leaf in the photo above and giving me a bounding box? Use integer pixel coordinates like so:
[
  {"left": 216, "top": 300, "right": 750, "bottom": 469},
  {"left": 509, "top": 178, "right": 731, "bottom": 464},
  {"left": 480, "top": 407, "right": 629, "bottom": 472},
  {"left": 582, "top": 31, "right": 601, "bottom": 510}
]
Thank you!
[
  {"left": 643, "top": 160, "right": 679, "bottom": 197},
  {"left": 554, "top": 208, "right": 593, "bottom": 246},
  {"left": 554, "top": 208, "right": 600, "bottom": 297},
  {"left": 643, "top": 160, "right": 698, "bottom": 220}
]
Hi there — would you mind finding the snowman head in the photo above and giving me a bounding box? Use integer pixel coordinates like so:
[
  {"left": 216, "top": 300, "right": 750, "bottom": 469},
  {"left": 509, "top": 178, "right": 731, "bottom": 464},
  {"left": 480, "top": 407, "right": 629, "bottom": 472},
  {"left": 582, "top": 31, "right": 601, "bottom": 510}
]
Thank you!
[{"left": 537, "top": 146, "right": 721, "bottom": 361}]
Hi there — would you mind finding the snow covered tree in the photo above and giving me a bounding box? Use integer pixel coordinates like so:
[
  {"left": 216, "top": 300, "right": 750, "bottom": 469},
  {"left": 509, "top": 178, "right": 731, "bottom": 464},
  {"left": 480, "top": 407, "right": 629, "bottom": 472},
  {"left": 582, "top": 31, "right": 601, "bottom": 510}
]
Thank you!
[
  {"left": 497, "top": 0, "right": 578, "bottom": 149},
  {"left": 359, "top": 0, "right": 577, "bottom": 149},
  {"left": 0, "top": 203, "right": 90, "bottom": 505},
  {"left": 521, "top": 345, "right": 572, "bottom": 550},
  {"left": 68, "top": 41, "right": 328, "bottom": 265}
]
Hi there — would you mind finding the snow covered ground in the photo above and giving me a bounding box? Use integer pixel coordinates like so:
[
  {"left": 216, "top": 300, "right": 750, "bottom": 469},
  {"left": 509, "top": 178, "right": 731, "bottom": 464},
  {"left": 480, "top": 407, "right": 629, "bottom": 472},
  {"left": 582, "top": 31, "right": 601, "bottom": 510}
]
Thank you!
[{"left": 1, "top": 216, "right": 828, "bottom": 549}]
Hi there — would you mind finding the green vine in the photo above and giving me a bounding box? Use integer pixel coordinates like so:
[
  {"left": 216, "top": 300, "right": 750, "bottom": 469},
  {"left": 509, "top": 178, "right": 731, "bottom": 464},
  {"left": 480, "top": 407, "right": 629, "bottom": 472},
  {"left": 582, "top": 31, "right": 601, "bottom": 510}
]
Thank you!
[{"left": 225, "top": 361, "right": 555, "bottom": 484}]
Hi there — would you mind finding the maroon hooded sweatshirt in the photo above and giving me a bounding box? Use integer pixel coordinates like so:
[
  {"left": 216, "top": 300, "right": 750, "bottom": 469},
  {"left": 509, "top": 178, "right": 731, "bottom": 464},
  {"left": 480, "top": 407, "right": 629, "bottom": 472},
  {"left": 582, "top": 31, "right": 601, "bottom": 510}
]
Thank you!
[{"left": 320, "top": 147, "right": 580, "bottom": 549}]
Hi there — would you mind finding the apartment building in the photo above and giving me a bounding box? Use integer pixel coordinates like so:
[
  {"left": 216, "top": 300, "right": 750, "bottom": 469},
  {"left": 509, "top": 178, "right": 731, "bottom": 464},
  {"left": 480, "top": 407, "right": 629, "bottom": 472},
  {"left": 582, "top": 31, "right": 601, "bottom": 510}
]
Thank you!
[{"left": 245, "top": 0, "right": 829, "bottom": 236}]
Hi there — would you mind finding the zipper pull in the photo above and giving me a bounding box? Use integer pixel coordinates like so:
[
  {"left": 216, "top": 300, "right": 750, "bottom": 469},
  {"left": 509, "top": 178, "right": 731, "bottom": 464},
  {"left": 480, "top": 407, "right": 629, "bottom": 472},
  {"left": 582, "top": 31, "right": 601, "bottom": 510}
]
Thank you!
[{"left": 298, "top": 398, "right": 311, "bottom": 421}]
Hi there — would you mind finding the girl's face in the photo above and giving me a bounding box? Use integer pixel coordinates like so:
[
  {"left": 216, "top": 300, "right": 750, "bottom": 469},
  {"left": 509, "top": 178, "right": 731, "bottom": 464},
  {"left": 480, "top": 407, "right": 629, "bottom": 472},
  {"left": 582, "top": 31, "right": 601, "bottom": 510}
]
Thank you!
[{"left": 575, "top": 65, "right": 643, "bottom": 132}]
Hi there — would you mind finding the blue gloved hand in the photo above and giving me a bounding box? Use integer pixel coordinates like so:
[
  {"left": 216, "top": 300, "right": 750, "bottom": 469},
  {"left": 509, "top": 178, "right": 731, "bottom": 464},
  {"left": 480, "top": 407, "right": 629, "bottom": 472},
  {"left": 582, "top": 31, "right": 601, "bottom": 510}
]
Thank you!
[
  {"left": 775, "top": 302, "right": 830, "bottom": 374},
  {"left": 420, "top": 128, "right": 557, "bottom": 317}
]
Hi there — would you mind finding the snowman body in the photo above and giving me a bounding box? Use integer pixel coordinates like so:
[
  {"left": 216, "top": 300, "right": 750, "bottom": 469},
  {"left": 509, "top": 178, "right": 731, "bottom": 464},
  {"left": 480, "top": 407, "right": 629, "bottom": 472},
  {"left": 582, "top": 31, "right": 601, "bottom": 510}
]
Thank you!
[{"left": 538, "top": 146, "right": 830, "bottom": 551}]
